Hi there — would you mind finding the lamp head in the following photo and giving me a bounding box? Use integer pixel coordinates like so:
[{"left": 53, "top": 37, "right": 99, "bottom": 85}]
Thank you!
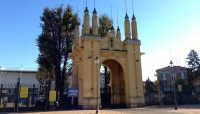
[
  {"left": 95, "top": 56, "right": 99, "bottom": 64},
  {"left": 169, "top": 60, "right": 173, "bottom": 67}
]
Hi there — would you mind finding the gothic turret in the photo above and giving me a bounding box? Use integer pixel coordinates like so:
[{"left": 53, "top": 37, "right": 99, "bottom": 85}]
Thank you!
[
  {"left": 124, "top": 13, "right": 131, "bottom": 39},
  {"left": 83, "top": 7, "right": 90, "bottom": 35},
  {"left": 116, "top": 26, "right": 121, "bottom": 40},
  {"left": 92, "top": 8, "right": 98, "bottom": 35},
  {"left": 110, "top": 25, "right": 115, "bottom": 37},
  {"left": 131, "top": 14, "right": 138, "bottom": 39}
]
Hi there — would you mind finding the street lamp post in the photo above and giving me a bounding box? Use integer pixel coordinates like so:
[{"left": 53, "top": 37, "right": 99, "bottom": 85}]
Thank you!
[
  {"left": 95, "top": 57, "right": 99, "bottom": 114},
  {"left": 169, "top": 61, "right": 178, "bottom": 110},
  {"left": 14, "top": 76, "right": 20, "bottom": 112}
]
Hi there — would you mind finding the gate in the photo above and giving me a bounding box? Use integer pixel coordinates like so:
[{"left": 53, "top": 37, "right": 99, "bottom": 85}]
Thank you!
[{"left": 101, "top": 84, "right": 126, "bottom": 109}]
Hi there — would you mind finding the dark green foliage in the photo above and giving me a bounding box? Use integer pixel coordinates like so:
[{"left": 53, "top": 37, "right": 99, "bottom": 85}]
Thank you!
[
  {"left": 186, "top": 50, "right": 200, "bottom": 72},
  {"left": 145, "top": 77, "right": 157, "bottom": 93},
  {"left": 98, "top": 14, "right": 113, "bottom": 38},
  {"left": 175, "top": 79, "right": 192, "bottom": 93},
  {"left": 144, "top": 77, "right": 157, "bottom": 103},
  {"left": 36, "top": 5, "right": 79, "bottom": 105}
]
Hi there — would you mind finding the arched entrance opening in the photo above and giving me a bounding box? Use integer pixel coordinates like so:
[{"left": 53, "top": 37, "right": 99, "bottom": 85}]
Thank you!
[{"left": 100, "top": 59, "right": 126, "bottom": 108}]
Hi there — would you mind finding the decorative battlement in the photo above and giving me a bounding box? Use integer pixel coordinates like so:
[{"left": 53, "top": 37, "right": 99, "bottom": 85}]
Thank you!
[
  {"left": 123, "top": 39, "right": 141, "bottom": 45},
  {"left": 83, "top": 35, "right": 101, "bottom": 41}
]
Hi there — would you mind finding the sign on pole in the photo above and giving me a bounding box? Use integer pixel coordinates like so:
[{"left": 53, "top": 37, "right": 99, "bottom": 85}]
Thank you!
[
  {"left": 68, "top": 88, "right": 79, "bottom": 97},
  {"left": 49, "top": 91, "right": 56, "bottom": 101},
  {"left": 178, "top": 85, "right": 182, "bottom": 92},
  {"left": 20, "top": 87, "right": 28, "bottom": 98}
]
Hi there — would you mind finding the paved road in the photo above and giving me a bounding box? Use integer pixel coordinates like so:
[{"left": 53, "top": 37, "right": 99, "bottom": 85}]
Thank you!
[{"left": 1, "top": 105, "right": 200, "bottom": 114}]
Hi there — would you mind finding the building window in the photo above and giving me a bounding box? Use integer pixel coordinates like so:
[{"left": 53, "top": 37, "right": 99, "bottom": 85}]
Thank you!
[
  {"left": 181, "top": 72, "right": 185, "bottom": 79},
  {"left": 162, "top": 73, "right": 166, "bottom": 81},
  {"left": 162, "top": 80, "right": 167, "bottom": 85}
]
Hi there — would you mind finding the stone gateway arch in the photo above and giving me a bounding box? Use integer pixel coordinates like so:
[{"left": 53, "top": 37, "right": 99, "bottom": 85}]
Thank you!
[{"left": 70, "top": 6, "right": 145, "bottom": 109}]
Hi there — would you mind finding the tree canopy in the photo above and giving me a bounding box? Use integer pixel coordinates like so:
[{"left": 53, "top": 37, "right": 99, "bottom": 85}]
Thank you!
[
  {"left": 186, "top": 50, "right": 200, "bottom": 72},
  {"left": 144, "top": 77, "right": 157, "bottom": 93},
  {"left": 98, "top": 14, "right": 114, "bottom": 38},
  {"left": 36, "top": 4, "right": 79, "bottom": 105}
]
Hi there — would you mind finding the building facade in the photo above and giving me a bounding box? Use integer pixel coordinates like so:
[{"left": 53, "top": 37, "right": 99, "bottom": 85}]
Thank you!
[
  {"left": 156, "top": 66, "right": 188, "bottom": 104},
  {"left": 0, "top": 69, "right": 40, "bottom": 107}
]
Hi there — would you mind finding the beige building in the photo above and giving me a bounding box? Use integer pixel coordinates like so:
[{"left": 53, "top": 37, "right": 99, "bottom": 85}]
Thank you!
[
  {"left": 70, "top": 6, "right": 145, "bottom": 109},
  {"left": 156, "top": 65, "right": 188, "bottom": 104}
]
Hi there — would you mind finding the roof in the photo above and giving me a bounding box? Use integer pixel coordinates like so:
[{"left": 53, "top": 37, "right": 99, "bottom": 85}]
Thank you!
[
  {"left": 156, "top": 66, "right": 187, "bottom": 71},
  {"left": 0, "top": 69, "right": 37, "bottom": 73}
]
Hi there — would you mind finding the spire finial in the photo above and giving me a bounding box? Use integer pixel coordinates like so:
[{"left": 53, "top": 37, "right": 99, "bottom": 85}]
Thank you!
[
  {"left": 84, "top": 0, "right": 88, "bottom": 12},
  {"left": 132, "top": 0, "right": 134, "bottom": 14},
  {"left": 125, "top": 0, "right": 128, "bottom": 18},
  {"left": 94, "top": 0, "right": 95, "bottom": 8},
  {"left": 93, "top": 0, "right": 97, "bottom": 13},
  {"left": 111, "top": 5, "right": 112, "bottom": 20},
  {"left": 125, "top": 0, "right": 127, "bottom": 14},
  {"left": 132, "top": 0, "right": 135, "bottom": 19},
  {"left": 117, "top": 6, "right": 119, "bottom": 27}
]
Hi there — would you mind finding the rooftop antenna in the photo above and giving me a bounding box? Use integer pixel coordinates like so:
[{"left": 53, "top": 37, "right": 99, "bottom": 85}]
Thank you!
[
  {"left": 86, "top": 0, "right": 87, "bottom": 7},
  {"left": 169, "top": 47, "right": 172, "bottom": 61}
]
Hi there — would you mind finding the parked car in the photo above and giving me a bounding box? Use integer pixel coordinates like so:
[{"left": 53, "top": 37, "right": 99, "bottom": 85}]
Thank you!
[
  {"left": 34, "top": 99, "right": 46, "bottom": 107},
  {"left": 34, "top": 99, "right": 59, "bottom": 107}
]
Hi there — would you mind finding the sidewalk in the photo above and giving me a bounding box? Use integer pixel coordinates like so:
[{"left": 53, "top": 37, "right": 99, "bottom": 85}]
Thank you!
[{"left": 1, "top": 105, "right": 200, "bottom": 114}]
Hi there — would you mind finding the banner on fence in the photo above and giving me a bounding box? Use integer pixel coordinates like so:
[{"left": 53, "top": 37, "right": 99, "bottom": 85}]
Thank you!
[
  {"left": 20, "top": 87, "right": 28, "bottom": 98},
  {"left": 49, "top": 91, "right": 56, "bottom": 101},
  {"left": 68, "top": 88, "right": 79, "bottom": 97}
]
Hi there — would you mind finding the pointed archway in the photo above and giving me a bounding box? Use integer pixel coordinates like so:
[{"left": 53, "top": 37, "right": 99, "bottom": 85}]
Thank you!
[{"left": 100, "top": 59, "right": 126, "bottom": 108}]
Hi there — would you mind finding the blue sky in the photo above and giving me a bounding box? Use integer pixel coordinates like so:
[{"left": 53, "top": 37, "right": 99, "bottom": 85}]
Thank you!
[{"left": 0, "top": 0, "right": 200, "bottom": 81}]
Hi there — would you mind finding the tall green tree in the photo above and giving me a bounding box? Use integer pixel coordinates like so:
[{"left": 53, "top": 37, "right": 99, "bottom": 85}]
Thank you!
[
  {"left": 186, "top": 50, "right": 200, "bottom": 72},
  {"left": 36, "top": 5, "right": 79, "bottom": 105}
]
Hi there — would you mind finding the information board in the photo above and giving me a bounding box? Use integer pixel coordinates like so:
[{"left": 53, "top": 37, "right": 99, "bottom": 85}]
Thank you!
[
  {"left": 68, "top": 88, "right": 79, "bottom": 97},
  {"left": 49, "top": 91, "right": 56, "bottom": 101},
  {"left": 20, "top": 87, "right": 28, "bottom": 98}
]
